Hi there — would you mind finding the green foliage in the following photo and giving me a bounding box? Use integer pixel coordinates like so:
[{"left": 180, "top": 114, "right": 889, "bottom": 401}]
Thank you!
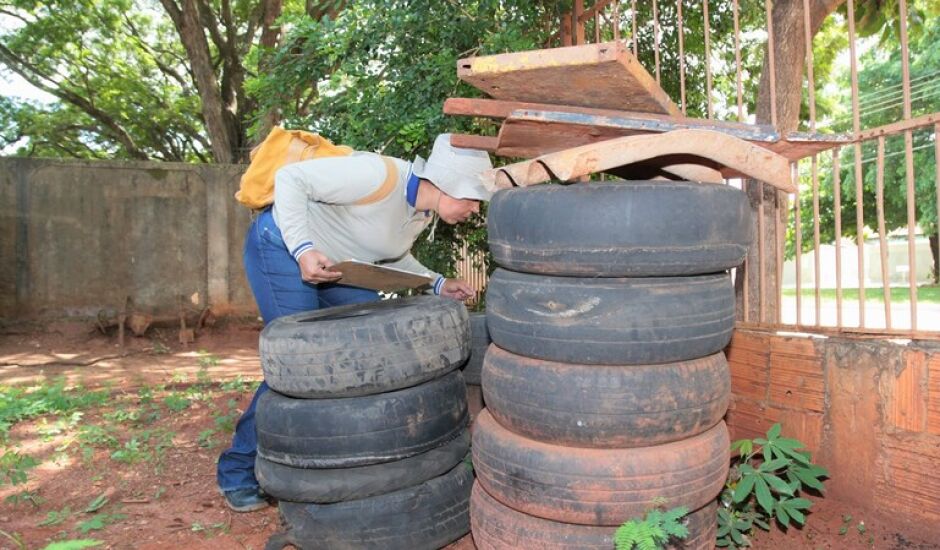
[
  {"left": 38, "top": 506, "right": 72, "bottom": 526},
  {"left": 110, "top": 438, "right": 147, "bottom": 464},
  {"left": 163, "top": 393, "right": 191, "bottom": 412},
  {"left": 40, "top": 541, "right": 103, "bottom": 550},
  {"left": 0, "top": 379, "right": 109, "bottom": 441},
  {"left": 0, "top": 451, "right": 39, "bottom": 486},
  {"left": 76, "top": 512, "right": 126, "bottom": 534},
  {"left": 83, "top": 493, "right": 109, "bottom": 513},
  {"left": 717, "top": 423, "right": 828, "bottom": 547},
  {"left": 614, "top": 506, "right": 690, "bottom": 550}
]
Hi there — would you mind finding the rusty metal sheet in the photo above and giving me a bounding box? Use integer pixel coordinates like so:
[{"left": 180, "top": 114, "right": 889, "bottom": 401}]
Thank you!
[
  {"left": 457, "top": 41, "right": 680, "bottom": 115},
  {"left": 480, "top": 130, "right": 794, "bottom": 193},
  {"left": 493, "top": 110, "right": 851, "bottom": 162}
]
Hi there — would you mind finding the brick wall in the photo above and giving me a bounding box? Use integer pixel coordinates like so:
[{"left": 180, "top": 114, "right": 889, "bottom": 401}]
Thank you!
[{"left": 725, "top": 330, "right": 940, "bottom": 532}]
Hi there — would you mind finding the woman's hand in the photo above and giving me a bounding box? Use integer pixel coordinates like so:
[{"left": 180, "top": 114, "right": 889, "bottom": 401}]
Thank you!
[
  {"left": 297, "top": 249, "right": 343, "bottom": 284},
  {"left": 440, "top": 278, "right": 475, "bottom": 301}
]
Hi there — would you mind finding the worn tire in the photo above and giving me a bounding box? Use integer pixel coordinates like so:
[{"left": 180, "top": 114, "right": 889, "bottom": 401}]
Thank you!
[
  {"left": 482, "top": 345, "right": 730, "bottom": 447},
  {"left": 461, "top": 312, "right": 490, "bottom": 385},
  {"left": 473, "top": 410, "right": 729, "bottom": 526},
  {"left": 271, "top": 463, "right": 473, "bottom": 550},
  {"left": 487, "top": 181, "right": 751, "bottom": 276},
  {"left": 471, "top": 483, "right": 717, "bottom": 549},
  {"left": 256, "top": 429, "right": 470, "bottom": 503},
  {"left": 257, "top": 371, "right": 468, "bottom": 468},
  {"left": 486, "top": 269, "right": 735, "bottom": 365},
  {"left": 260, "top": 296, "right": 469, "bottom": 398}
]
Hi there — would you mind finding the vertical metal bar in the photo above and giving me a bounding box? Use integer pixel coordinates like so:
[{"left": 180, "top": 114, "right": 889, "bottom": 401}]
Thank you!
[
  {"left": 777, "top": 188, "right": 785, "bottom": 325},
  {"left": 732, "top": 0, "right": 744, "bottom": 121},
  {"left": 936, "top": 123, "right": 940, "bottom": 309},
  {"left": 759, "top": 181, "right": 767, "bottom": 323},
  {"left": 613, "top": 1, "right": 621, "bottom": 41},
  {"left": 812, "top": 155, "right": 821, "bottom": 326},
  {"left": 594, "top": 10, "right": 599, "bottom": 43},
  {"left": 795, "top": 171, "right": 803, "bottom": 327},
  {"left": 899, "top": 0, "right": 917, "bottom": 330},
  {"left": 631, "top": 0, "right": 637, "bottom": 54},
  {"left": 833, "top": 150, "right": 844, "bottom": 327},
  {"left": 703, "top": 0, "right": 714, "bottom": 119},
  {"left": 847, "top": 0, "right": 866, "bottom": 327},
  {"left": 876, "top": 137, "right": 892, "bottom": 329},
  {"left": 854, "top": 144, "right": 866, "bottom": 328},
  {"left": 574, "top": 0, "right": 585, "bottom": 45},
  {"left": 765, "top": 0, "right": 778, "bottom": 128},
  {"left": 678, "top": 0, "right": 687, "bottom": 115},
  {"left": 561, "top": 15, "right": 573, "bottom": 47},
  {"left": 802, "top": 0, "right": 817, "bottom": 130},
  {"left": 653, "top": 0, "right": 661, "bottom": 83},
  {"left": 743, "top": 180, "right": 750, "bottom": 323}
]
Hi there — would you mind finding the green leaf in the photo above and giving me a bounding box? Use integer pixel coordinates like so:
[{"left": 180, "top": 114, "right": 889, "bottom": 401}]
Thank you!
[
  {"left": 754, "top": 477, "right": 774, "bottom": 514},
  {"left": 41, "top": 541, "right": 104, "bottom": 550},
  {"left": 733, "top": 473, "right": 757, "bottom": 503},
  {"left": 792, "top": 467, "right": 826, "bottom": 491},
  {"left": 767, "top": 423, "right": 782, "bottom": 440},
  {"left": 762, "top": 473, "right": 795, "bottom": 495},
  {"left": 776, "top": 503, "right": 791, "bottom": 527},
  {"left": 730, "top": 526, "right": 745, "bottom": 546},
  {"left": 787, "top": 498, "right": 813, "bottom": 510},
  {"left": 83, "top": 493, "right": 108, "bottom": 513},
  {"left": 730, "top": 438, "right": 753, "bottom": 457},
  {"left": 759, "top": 458, "right": 790, "bottom": 472},
  {"left": 789, "top": 507, "right": 806, "bottom": 525}
]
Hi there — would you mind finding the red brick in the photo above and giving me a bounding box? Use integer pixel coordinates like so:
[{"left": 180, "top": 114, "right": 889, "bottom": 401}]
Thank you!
[
  {"left": 886, "top": 351, "right": 926, "bottom": 433},
  {"left": 927, "top": 354, "right": 940, "bottom": 435},
  {"left": 768, "top": 353, "right": 825, "bottom": 413},
  {"left": 875, "top": 435, "right": 940, "bottom": 522}
]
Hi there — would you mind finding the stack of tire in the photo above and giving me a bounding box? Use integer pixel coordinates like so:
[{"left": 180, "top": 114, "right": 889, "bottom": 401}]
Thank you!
[
  {"left": 461, "top": 312, "right": 491, "bottom": 422},
  {"left": 255, "top": 296, "right": 474, "bottom": 550},
  {"left": 471, "top": 181, "right": 751, "bottom": 549}
]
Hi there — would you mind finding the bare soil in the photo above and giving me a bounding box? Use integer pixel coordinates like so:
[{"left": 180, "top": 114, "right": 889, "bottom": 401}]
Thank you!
[{"left": 0, "top": 320, "right": 937, "bottom": 549}]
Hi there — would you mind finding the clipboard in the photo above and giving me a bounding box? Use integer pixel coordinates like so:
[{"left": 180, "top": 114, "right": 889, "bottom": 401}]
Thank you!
[{"left": 328, "top": 260, "right": 435, "bottom": 292}]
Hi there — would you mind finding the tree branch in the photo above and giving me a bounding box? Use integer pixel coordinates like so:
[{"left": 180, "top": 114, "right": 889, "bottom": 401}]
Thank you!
[{"left": 0, "top": 43, "right": 149, "bottom": 159}]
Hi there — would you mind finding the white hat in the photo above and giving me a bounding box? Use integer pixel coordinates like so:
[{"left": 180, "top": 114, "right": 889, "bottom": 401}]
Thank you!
[{"left": 412, "top": 134, "right": 494, "bottom": 201}]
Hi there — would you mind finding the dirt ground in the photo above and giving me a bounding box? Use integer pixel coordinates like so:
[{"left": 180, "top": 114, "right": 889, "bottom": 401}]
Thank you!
[{"left": 0, "top": 320, "right": 937, "bottom": 550}]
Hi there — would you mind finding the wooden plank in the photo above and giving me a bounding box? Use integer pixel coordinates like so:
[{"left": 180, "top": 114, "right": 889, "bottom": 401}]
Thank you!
[
  {"left": 457, "top": 41, "right": 680, "bottom": 115},
  {"left": 450, "top": 134, "right": 498, "bottom": 152},
  {"left": 482, "top": 129, "right": 794, "bottom": 193},
  {"left": 493, "top": 110, "right": 851, "bottom": 162}
]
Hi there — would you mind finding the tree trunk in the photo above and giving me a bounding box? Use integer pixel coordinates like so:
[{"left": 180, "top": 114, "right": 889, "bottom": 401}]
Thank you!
[
  {"left": 738, "top": 0, "right": 845, "bottom": 323},
  {"left": 160, "top": 0, "right": 239, "bottom": 163}
]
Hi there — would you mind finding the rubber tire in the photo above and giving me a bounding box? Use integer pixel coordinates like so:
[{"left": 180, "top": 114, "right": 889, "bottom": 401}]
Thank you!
[
  {"left": 487, "top": 180, "right": 751, "bottom": 277},
  {"left": 473, "top": 410, "right": 729, "bottom": 526},
  {"left": 485, "top": 269, "right": 735, "bottom": 365},
  {"left": 270, "top": 462, "right": 473, "bottom": 550},
  {"left": 257, "top": 371, "right": 468, "bottom": 468},
  {"left": 461, "top": 312, "right": 490, "bottom": 385},
  {"left": 471, "top": 483, "right": 717, "bottom": 550},
  {"left": 260, "top": 295, "right": 469, "bottom": 398},
  {"left": 482, "top": 345, "right": 730, "bottom": 447},
  {"left": 256, "top": 429, "right": 470, "bottom": 503}
]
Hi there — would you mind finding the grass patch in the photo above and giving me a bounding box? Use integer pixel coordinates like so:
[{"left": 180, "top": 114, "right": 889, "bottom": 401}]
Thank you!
[
  {"left": 0, "top": 379, "right": 110, "bottom": 441},
  {"left": 782, "top": 285, "right": 940, "bottom": 304}
]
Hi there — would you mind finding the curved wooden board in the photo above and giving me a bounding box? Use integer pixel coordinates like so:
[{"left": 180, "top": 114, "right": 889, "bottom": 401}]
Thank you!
[{"left": 482, "top": 130, "right": 794, "bottom": 193}]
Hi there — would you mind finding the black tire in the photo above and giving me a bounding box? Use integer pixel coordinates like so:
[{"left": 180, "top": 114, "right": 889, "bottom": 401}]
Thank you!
[
  {"left": 260, "top": 296, "right": 469, "bottom": 398},
  {"left": 487, "top": 181, "right": 751, "bottom": 277},
  {"left": 473, "top": 410, "right": 729, "bottom": 526},
  {"left": 482, "top": 345, "right": 730, "bottom": 447},
  {"left": 471, "top": 482, "right": 717, "bottom": 550},
  {"left": 256, "top": 371, "right": 468, "bottom": 468},
  {"left": 256, "top": 429, "right": 470, "bottom": 503},
  {"left": 485, "top": 269, "right": 735, "bottom": 365},
  {"left": 270, "top": 463, "right": 473, "bottom": 550},
  {"left": 461, "top": 312, "right": 490, "bottom": 385}
]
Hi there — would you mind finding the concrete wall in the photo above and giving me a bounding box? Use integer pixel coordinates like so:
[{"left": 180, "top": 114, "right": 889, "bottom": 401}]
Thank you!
[
  {"left": 0, "top": 157, "right": 256, "bottom": 320},
  {"left": 725, "top": 329, "right": 940, "bottom": 537}
]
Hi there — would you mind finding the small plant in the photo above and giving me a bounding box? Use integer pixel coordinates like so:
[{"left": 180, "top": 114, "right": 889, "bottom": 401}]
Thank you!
[
  {"left": 163, "top": 393, "right": 191, "bottom": 412},
  {"left": 5, "top": 489, "right": 44, "bottom": 507},
  {"left": 41, "top": 540, "right": 103, "bottom": 550},
  {"left": 615, "top": 505, "right": 689, "bottom": 550},
  {"left": 110, "top": 438, "right": 147, "bottom": 464},
  {"left": 76, "top": 512, "right": 126, "bottom": 533},
  {"left": 0, "top": 451, "right": 39, "bottom": 486},
  {"left": 220, "top": 376, "right": 253, "bottom": 393},
  {"left": 717, "top": 423, "right": 828, "bottom": 547},
  {"left": 38, "top": 506, "right": 72, "bottom": 527},
  {"left": 0, "top": 379, "right": 108, "bottom": 441}
]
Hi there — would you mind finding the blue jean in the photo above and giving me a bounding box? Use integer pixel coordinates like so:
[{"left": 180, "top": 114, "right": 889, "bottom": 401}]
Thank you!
[{"left": 217, "top": 208, "right": 379, "bottom": 492}]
